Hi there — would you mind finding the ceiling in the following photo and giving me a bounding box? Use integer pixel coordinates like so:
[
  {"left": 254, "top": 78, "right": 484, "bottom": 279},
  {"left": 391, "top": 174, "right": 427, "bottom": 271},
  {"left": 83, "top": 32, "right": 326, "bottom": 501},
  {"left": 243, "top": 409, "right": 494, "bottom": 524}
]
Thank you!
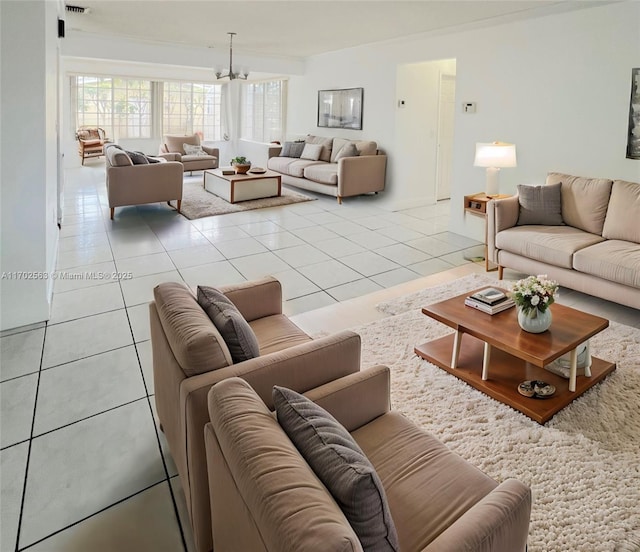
[{"left": 64, "top": 1, "right": 608, "bottom": 60}]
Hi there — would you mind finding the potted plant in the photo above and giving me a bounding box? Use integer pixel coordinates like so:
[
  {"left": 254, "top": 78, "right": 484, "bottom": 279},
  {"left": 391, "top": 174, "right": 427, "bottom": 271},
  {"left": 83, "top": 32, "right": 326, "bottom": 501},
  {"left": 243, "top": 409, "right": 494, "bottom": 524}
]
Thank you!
[
  {"left": 510, "top": 274, "right": 559, "bottom": 333},
  {"left": 230, "top": 156, "right": 251, "bottom": 174}
]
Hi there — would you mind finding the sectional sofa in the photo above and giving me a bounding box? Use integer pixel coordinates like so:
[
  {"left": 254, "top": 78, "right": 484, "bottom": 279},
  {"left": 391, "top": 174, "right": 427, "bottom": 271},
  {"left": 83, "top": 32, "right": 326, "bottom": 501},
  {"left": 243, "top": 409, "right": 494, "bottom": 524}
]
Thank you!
[
  {"left": 487, "top": 172, "right": 640, "bottom": 309},
  {"left": 267, "top": 135, "right": 387, "bottom": 203}
]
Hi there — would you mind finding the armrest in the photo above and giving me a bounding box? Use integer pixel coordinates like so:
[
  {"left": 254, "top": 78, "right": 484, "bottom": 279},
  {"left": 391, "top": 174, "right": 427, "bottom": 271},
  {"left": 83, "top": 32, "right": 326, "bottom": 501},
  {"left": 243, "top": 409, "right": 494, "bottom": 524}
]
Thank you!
[
  {"left": 304, "top": 365, "right": 390, "bottom": 432},
  {"left": 338, "top": 154, "right": 386, "bottom": 198},
  {"left": 487, "top": 195, "right": 520, "bottom": 264},
  {"left": 157, "top": 152, "right": 181, "bottom": 162},
  {"left": 201, "top": 145, "right": 219, "bottom": 159},
  {"left": 424, "top": 479, "right": 531, "bottom": 552},
  {"left": 218, "top": 276, "right": 282, "bottom": 321},
  {"left": 268, "top": 145, "right": 283, "bottom": 158}
]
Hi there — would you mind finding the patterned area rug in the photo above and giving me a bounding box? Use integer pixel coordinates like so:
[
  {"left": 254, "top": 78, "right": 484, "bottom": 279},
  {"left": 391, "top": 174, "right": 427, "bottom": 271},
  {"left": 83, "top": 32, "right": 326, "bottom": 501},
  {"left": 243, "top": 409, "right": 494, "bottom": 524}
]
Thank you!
[
  {"left": 353, "top": 275, "right": 640, "bottom": 551},
  {"left": 180, "top": 180, "right": 315, "bottom": 220}
]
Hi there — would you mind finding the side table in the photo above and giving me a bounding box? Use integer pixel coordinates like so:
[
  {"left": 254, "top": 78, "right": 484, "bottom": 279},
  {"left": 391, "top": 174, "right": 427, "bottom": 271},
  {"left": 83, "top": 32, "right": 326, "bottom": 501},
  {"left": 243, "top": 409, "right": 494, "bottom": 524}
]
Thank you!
[{"left": 463, "top": 192, "right": 512, "bottom": 272}]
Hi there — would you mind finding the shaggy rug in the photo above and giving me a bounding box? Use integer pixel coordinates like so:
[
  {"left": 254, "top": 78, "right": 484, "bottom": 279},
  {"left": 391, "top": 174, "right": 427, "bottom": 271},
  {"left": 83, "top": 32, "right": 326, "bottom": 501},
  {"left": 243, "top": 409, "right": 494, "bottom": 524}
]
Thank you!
[
  {"left": 353, "top": 275, "right": 640, "bottom": 552},
  {"left": 180, "top": 180, "right": 315, "bottom": 220}
]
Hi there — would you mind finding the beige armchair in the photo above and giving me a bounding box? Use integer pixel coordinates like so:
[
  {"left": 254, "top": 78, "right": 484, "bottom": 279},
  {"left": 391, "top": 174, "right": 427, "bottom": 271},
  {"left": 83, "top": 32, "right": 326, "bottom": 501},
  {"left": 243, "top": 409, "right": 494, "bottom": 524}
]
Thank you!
[
  {"left": 149, "top": 276, "right": 362, "bottom": 552},
  {"left": 159, "top": 134, "right": 219, "bottom": 173},
  {"left": 105, "top": 145, "right": 183, "bottom": 220},
  {"left": 205, "top": 367, "right": 532, "bottom": 552}
]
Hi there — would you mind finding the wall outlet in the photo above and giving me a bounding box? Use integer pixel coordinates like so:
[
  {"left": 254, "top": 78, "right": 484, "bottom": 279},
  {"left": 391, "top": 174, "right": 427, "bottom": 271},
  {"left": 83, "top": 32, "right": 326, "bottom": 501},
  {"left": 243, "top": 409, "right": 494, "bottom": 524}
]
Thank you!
[
  {"left": 398, "top": 100, "right": 406, "bottom": 108},
  {"left": 463, "top": 102, "right": 476, "bottom": 113}
]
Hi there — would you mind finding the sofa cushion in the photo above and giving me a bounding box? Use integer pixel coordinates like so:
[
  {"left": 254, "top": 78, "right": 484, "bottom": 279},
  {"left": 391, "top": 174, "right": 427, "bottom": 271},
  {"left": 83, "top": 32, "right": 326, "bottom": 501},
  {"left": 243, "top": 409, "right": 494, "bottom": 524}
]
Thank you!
[
  {"left": 496, "top": 226, "right": 605, "bottom": 269},
  {"left": 300, "top": 143, "right": 323, "bottom": 161},
  {"left": 249, "top": 314, "right": 312, "bottom": 355},
  {"left": 197, "top": 286, "right": 260, "bottom": 363},
  {"left": 352, "top": 412, "right": 497, "bottom": 550},
  {"left": 280, "top": 141, "right": 305, "bottom": 158},
  {"left": 304, "top": 163, "right": 339, "bottom": 185},
  {"left": 273, "top": 386, "right": 400, "bottom": 552},
  {"left": 106, "top": 146, "right": 133, "bottom": 167},
  {"left": 153, "top": 282, "right": 232, "bottom": 377},
  {"left": 516, "top": 183, "right": 563, "bottom": 225},
  {"left": 183, "top": 143, "right": 208, "bottom": 156},
  {"left": 602, "top": 180, "right": 640, "bottom": 243},
  {"left": 546, "top": 173, "right": 613, "bottom": 235},
  {"left": 126, "top": 150, "right": 150, "bottom": 165},
  {"left": 573, "top": 240, "right": 640, "bottom": 288},
  {"left": 267, "top": 156, "right": 298, "bottom": 174},
  {"left": 335, "top": 143, "right": 359, "bottom": 161},
  {"left": 181, "top": 154, "right": 217, "bottom": 163},
  {"left": 306, "top": 135, "right": 333, "bottom": 162},
  {"left": 331, "top": 139, "right": 377, "bottom": 162},
  {"left": 164, "top": 134, "right": 200, "bottom": 155},
  {"left": 286, "top": 159, "right": 325, "bottom": 178},
  {"left": 208, "top": 378, "right": 363, "bottom": 551}
]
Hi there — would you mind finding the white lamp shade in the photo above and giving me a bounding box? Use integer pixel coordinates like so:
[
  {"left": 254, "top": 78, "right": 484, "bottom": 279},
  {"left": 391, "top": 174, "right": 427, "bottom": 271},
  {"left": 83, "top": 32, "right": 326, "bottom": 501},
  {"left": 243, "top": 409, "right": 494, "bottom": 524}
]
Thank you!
[{"left": 474, "top": 142, "right": 517, "bottom": 168}]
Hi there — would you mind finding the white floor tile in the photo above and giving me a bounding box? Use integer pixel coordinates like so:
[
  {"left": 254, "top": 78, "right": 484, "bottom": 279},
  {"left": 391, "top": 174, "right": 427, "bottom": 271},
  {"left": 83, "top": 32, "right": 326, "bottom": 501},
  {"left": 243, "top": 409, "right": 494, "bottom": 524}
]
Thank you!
[
  {"left": 54, "top": 260, "right": 118, "bottom": 293},
  {"left": 370, "top": 267, "right": 422, "bottom": 288},
  {"left": 408, "top": 257, "right": 456, "bottom": 276},
  {"left": 313, "top": 237, "right": 367, "bottom": 258},
  {"left": 339, "top": 251, "right": 401, "bottom": 277},
  {"left": 0, "top": 442, "right": 29, "bottom": 552},
  {"left": 230, "top": 252, "right": 291, "bottom": 280},
  {"left": 433, "top": 231, "right": 482, "bottom": 248},
  {"left": 58, "top": 232, "right": 111, "bottom": 253},
  {"left": 115, "top": 252, "right": 176, "bottom": 278},
  {"left": 109, "top": 237, "right": 165, "bottom": 260},
  {"left": 254, "top": 231, "right": 305, "bottom": 251},
  {"left": 201, "top": 225, "right": 250, "bottom": 244},
  {"left": 272, "top": 269, "right": 321, "bottom": 300},
  {"left": 350, "top": 215, "right": 395, "bottom": 230},
  {"left": 273, "top": 244, "right": 331, "bottom": 268},
  {"left": 376, "top": 225, "right": 425, "bottom": 242},
  {"left": 136, "top": 340, "right": 153, "bottom": 395},
  {"left": 56, "top": 244, "right": 113, "bottom": 270},
  {"left": 213, "top": 237, "right": 268, "bottom": 259},
  {"left": 373, "top": 243, "right": 432, "bottom": 265},
  {"left": 326, "top": 279, "right": 384, "bottom": 302},
  {"left": 325, "top": 220, "right": 368, "bottom": 235},
  {"left": 306, "top": 212, "right": 345, "bottom": 225},
  {"left": 43, "top": 309, "right": 133, "bottom": 368},
  {"left": 28, "top": 482, "right": 185, "bottom": 552},
  {"left": 34, "top": 346, "right": 146, "bottom": 436},
  {"left": 270, "top": 214, "right": 317, "bottom": 231},
  {"left": 290, "top": 225, "right": 340, "bottom": 243},
  {"left": 179, "top": 261, "right": 246, "bottom": 289},
  {"left": 20, "top": 399, "right": 166, "bottom": 548},
  {"left": 405, "top": 235, "right": 461, "bottom": 256},
  {"left": 0, "top": 327, "right": 45, "bottom": 381},
  {"left": 283, "top": 291, "right": 337, "bottom": 316},
  {"left": 348, "top": 231, "right": 397, "bottom": 249},
  {"left": 167, "top": 245, "right": 225, "bottom": 269},
  {"left": 297, "top": 259, "right": 363, "bottom": 289},
  {"left": 120, "top": 270, "right": 183, "bottom": 307},
  {"left": 50, "top": 282, "right": 124, "bottom": 324},
  {"left": 237, "top": 220, "right": 281, "bottom": 236},
  {"left": 157, "top": 231, "right": 211, "bottom": 251},
  {"left": 0, "top": 373, "right": 38, "bottom": 447},
  {"left": 128, "top": 303, "right": 151, "bottom": 343}
]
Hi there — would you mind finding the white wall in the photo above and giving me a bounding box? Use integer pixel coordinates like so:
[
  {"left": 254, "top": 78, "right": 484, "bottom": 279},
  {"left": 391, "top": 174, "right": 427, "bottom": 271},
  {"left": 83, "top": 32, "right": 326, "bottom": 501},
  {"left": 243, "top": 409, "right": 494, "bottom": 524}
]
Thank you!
[
  {"left": 286, "top": 2, "right": 640, "bottom": 238},
  {"left": 1, "top": 1, "right": 61, "bottom": 330}
]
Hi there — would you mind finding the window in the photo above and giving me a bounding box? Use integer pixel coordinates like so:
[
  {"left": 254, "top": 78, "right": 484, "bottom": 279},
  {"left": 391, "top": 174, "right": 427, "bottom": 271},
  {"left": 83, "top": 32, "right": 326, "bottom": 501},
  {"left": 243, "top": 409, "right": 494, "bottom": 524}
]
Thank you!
[
  {"left": 73, "top": 76, "right": 152, "bottom": 139},
  {"left": 163, "top": 81, "right": 223, "bottom": 141},
  {"left": 241, "top": 79, "right": 286, "bottom": 143}
]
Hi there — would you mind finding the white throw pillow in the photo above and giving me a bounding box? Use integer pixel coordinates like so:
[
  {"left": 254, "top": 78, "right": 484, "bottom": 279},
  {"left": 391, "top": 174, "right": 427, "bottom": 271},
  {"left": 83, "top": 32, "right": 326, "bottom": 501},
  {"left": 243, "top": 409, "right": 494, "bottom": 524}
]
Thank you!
[
  {"left": 183, "top": 143, "right": 208, "bottom": 156},
  {"left": 300, "top": 143, "right": 323, "bottom": 161}
]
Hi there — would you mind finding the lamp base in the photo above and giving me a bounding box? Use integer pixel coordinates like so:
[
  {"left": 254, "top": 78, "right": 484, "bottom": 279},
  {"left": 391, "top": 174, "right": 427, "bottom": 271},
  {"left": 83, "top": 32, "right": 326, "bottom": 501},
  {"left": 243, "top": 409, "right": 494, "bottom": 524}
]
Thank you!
[{"left": 485, "top": 167, "right": 501, "bottom": 197}]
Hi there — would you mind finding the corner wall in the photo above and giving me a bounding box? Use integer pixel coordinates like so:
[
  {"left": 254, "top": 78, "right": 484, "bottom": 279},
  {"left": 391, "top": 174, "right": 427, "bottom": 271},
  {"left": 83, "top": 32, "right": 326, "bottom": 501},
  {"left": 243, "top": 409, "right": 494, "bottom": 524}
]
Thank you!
[{"left": 286, "top": 2, "right": 640, "bottom": 237}]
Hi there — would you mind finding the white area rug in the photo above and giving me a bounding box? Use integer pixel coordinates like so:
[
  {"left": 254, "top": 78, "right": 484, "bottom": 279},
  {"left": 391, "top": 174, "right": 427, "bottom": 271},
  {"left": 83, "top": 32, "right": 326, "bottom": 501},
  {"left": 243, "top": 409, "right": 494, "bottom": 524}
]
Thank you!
[
  {"left": 355, "top": 275, "right": 640, "bottom": 551},
  {"left": 180, "top": 180, "right": 315, "bottom": 220}
]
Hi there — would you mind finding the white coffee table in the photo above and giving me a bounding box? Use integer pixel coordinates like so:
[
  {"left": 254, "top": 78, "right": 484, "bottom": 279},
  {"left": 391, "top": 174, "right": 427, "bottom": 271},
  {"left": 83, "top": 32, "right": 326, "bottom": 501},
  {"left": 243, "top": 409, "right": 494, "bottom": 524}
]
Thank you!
[{"left": 204, "top": 168, "right": 281, "bottom": 204}]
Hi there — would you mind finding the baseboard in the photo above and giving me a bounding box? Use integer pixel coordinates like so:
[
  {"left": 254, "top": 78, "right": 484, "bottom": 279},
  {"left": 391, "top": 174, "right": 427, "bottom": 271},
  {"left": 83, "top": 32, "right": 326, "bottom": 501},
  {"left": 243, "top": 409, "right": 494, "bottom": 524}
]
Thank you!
[{"left": 386, "top": 195, "right": 437, "bottom": 211}]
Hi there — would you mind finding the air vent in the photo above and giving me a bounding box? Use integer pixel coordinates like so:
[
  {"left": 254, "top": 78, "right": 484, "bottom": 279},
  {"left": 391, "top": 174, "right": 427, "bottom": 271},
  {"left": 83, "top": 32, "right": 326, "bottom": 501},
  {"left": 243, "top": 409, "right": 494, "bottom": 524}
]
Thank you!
[{"left": 65, "top": 5, "right": 90, "bottom": 14}]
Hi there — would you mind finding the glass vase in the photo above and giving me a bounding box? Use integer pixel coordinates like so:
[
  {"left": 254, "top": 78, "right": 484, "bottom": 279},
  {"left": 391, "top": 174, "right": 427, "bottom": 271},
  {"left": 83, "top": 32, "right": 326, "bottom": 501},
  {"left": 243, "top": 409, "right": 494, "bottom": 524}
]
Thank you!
[{"left": 517, "top": 306, "right": 552, "bottom": 333}]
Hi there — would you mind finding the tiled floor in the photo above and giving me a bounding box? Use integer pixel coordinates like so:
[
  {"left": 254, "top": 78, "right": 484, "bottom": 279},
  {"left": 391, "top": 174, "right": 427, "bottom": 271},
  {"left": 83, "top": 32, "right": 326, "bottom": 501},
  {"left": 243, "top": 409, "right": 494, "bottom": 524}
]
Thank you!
[{"left": 1, "top": 163, "right": 638, "bottom": 551}]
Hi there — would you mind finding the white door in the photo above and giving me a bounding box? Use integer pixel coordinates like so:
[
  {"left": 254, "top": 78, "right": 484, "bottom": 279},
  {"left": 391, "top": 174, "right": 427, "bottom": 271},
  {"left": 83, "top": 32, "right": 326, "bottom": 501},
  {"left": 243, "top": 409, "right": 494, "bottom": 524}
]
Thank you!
[{"left": 436, "top": 74, "right": 456, "bottom": 200}]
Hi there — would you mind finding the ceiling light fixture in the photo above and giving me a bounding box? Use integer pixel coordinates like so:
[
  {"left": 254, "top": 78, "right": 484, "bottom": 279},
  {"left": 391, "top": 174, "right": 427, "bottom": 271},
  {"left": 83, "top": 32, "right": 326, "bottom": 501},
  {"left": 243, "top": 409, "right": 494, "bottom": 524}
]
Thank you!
[{"left": 215, "top": 32, "right": 248, "bottom": 81}]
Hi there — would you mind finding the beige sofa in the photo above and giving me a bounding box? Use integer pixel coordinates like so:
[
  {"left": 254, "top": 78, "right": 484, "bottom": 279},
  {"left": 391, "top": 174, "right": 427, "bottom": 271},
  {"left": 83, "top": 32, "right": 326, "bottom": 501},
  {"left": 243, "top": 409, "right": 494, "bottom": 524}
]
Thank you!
[
  {"left": 149, "top": 277, "right": 362, "bottom": 552},
  {"left": 159, "top": 134, "right": 219, "bottom": 172},
  {"left": 267, "top": 135, "right": 386, "bottom": 203},
  {"left": 105, "top": 145, "right": 183, "bottom": 220},
  {"left": 488, "top": 172, "right": 640, "bottom": 309},
  {"left": 205, "top": 366, "right": 532, "bottom": 551}
]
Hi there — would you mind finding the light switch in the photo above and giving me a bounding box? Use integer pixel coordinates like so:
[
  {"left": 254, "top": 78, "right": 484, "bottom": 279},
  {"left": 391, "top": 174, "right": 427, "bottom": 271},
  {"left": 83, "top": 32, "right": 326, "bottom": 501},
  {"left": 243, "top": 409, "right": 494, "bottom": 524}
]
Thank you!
[{"left": 463, "top": 102, "right": 476, "bottom": 113}]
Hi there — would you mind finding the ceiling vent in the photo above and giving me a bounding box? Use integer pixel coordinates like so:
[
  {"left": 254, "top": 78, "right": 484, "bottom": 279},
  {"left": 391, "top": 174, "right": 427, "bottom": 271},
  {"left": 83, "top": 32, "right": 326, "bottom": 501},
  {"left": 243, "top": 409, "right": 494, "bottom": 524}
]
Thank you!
[{"left": 65, "top": 5, "right": 90, "bottom": 14}]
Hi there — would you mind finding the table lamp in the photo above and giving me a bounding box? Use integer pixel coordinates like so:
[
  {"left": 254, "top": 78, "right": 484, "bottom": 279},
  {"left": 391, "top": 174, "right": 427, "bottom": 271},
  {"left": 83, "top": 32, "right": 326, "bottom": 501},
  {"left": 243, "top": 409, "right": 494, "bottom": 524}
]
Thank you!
[{"left": 474, "top": 141, "right": 517, "bottom": 196}]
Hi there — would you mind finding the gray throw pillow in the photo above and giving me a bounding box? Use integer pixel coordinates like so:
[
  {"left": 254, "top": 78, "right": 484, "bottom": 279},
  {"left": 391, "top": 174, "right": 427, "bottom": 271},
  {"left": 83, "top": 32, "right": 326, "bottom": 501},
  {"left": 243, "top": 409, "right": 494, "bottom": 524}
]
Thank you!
[
  {"left": 335, "top": 143, "right": 359, "bottom": 161},
  {"left": 517, "top": 182, "right": 564, "bottom": 225},
  {"left": 126, "top": 150, "right": 149, "bottom": 165},
  {"left": 279, "top": 141, "right": 305, "bottom": 158},
  {"left": 197, "top": 286, "right": 260, "bottom": 363},
  {"left": 273, "top": 385, "right": 399, "bottom": 552}
]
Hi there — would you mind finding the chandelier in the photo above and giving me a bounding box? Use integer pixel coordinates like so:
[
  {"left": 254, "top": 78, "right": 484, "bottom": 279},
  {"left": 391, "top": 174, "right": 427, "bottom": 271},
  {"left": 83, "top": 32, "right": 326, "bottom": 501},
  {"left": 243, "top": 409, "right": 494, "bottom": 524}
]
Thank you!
[{"left": 215, "top": 32, "right": 248, "bottom": 80}]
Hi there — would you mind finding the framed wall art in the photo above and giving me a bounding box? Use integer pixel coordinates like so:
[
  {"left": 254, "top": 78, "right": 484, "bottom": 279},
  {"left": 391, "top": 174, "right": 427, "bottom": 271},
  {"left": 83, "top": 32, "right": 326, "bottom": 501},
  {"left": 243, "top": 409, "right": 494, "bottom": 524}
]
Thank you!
[
  {"left": 317, "top": 87, "right": 363, "bottom": 130},
  {"left": 626, "top": 68, "right": 640, "bottom": 160}
]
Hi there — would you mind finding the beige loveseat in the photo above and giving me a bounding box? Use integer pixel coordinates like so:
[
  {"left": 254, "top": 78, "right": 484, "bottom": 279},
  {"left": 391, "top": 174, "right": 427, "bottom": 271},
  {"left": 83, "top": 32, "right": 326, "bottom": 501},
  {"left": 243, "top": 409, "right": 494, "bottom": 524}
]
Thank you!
[
  {"left": 159, "top": 134, "right": 219, "bottom": 173},
  {"left": 267, "top": 135, "right": 387, "bottom": 203},
  {"left": 205, "top": 366, "right": 532, "bottom": 551},
  {"left": 105, "top": 145, "right": 183, "bottom": 220},
  {"left": 488, "top": 172, "right": 640, "bottom": 309},
  {"left": 149, "top": 277, "right": 362, "bottom": 552}
]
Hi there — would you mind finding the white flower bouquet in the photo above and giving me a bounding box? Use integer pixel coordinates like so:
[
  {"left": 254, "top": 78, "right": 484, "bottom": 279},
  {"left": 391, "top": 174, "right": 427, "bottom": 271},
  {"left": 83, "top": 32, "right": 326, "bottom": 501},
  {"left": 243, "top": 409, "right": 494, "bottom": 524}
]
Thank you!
[{"left": 510, "top": 274, "right": 559, "bottom": 315}]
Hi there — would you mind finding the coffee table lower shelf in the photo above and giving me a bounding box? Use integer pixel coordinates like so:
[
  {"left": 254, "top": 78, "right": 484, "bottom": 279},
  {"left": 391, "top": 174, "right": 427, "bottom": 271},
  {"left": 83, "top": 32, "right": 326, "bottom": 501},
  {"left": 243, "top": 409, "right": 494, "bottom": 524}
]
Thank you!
[{"left": 415, "top": 333, "right": 616, "bottom": 424}]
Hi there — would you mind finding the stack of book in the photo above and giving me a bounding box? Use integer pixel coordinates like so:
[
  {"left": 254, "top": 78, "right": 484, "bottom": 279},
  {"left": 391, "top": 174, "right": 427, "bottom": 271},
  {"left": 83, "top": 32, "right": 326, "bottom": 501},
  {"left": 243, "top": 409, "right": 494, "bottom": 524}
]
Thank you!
[{"left": 464, "top": 287, "right": 515, "bottom": 315}]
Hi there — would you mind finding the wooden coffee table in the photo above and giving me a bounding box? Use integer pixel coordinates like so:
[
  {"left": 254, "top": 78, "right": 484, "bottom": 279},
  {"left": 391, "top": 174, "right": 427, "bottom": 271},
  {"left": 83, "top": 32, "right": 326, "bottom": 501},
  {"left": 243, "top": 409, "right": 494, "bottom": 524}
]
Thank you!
[
  {"left": 414, "top": 287, "right": 616, "bottom": 423},
  {"left": 204, "top": 169, "right": 281, "bottom": 203}
]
